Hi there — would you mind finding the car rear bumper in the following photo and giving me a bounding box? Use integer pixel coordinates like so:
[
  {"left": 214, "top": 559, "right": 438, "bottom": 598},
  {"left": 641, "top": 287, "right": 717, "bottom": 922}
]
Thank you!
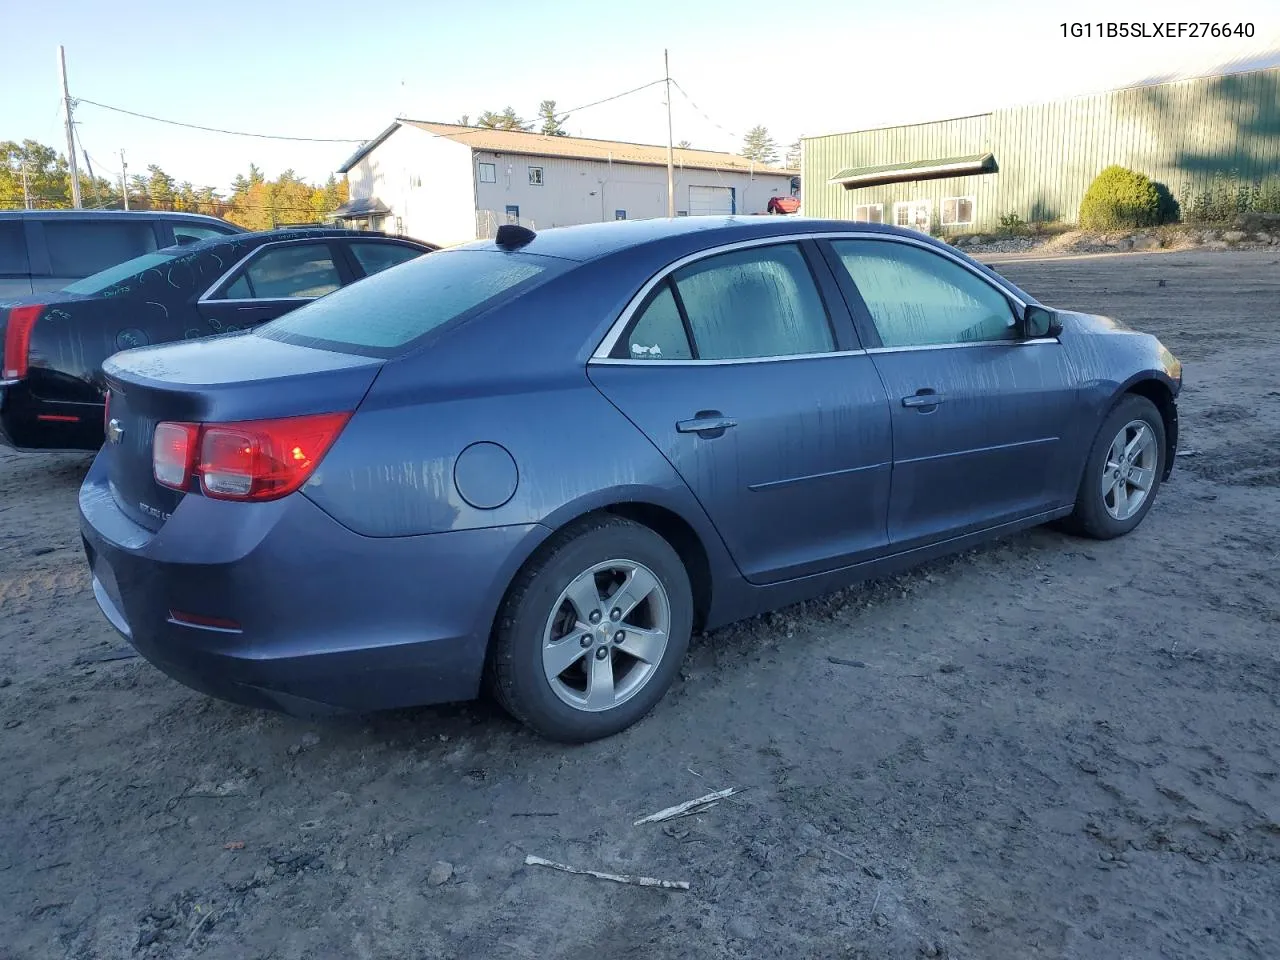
[
  {"left": 0, "top": 380, "right": 104, "bottom": 451},
  {"left": 78, "top": 450, "right": 548, "bottom": 716}
]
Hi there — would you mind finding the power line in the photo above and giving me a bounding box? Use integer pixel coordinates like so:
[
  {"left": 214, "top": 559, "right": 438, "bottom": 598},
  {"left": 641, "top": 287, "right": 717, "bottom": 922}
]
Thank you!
[
  {"left": 74, "top": 79, "right": 669, "bottom": 147},
  {"left": 669, "top": 79, "right": 740, "bottom": 142},
  {"left": 74, "top": 98, "right": 368, "bottom": 143}
]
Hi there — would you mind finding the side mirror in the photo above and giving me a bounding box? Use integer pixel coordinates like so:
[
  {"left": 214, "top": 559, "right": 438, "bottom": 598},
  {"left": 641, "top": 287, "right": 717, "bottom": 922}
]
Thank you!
[{"left": 1024, "top": 305, "right": 1063, "bottom": 339}]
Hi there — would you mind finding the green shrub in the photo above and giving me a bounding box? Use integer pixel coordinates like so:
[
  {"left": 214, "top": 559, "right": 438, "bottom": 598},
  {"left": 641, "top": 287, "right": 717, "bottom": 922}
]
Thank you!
[
  {"left": 997, "top": 212, "right": 1028, "bottom": 236},
  {"left": 1079, "top": 166, "right": 1161, "bottom": 230}
]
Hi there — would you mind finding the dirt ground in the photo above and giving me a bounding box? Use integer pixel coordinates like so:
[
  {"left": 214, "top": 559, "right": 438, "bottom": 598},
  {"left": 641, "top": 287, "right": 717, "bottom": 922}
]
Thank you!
[{"left": 2, "top": 249, "right": 1278, "bottom": 960}]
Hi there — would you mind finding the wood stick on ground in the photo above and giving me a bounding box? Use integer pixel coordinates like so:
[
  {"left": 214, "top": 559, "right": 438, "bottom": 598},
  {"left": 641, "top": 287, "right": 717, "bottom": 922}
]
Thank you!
[
  {"left": 524, "top": 855, "right": 690, "bottom": 891},
  {"left": 633, "top": 787, "right": 739, "bottom": 825}
]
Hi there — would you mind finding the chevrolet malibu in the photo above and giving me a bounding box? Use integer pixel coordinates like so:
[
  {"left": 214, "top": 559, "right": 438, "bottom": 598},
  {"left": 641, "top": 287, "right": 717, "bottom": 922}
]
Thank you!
[{"left": 79, "top": 217, "right": 1182, "bottom": 742}]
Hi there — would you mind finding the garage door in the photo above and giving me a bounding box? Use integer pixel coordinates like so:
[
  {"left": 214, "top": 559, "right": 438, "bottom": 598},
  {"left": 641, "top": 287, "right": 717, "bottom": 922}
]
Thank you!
[{"left": 688, "top": 185, "right": 734, "bottom": 216}]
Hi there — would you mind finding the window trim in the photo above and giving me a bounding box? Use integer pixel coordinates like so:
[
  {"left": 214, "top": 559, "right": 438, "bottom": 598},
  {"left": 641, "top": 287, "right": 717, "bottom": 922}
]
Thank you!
[
  {"left": 604, "top": 240, "right": 838, "bottom": 363},
  {"left": 528, "top": 166, "right": 544, "bottom": 186},
  {"left": 591, "top": 231, "right": 1035, "bottom": 363},
  {"left": 852, "top": 203, "right": 883, "bottom": 224},
  {"left": 198, "top": 239, "right": 345, "bottom": 304},
  {"left": 941, "top": 196, "right": 976, "bottom": 227},
  {"left": 893, "top": 200, "right": 931, "bottom": 230},
  {"left": 478, "top": 162, "right": 497, "bottom": 183}
]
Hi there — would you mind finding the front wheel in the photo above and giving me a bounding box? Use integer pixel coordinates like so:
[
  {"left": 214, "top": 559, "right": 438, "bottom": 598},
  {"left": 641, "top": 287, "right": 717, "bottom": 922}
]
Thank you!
[
  {"left": 487, "top": 516, "right": 693, "bottom": 742},
  {"left": 1062, "top": 394, "right": 1166, "bottom": 540}
]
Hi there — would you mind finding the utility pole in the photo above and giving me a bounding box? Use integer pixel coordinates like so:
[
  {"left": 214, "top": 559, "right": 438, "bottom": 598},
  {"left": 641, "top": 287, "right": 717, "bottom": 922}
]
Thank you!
[
  {"left": 59, "top": 45, "right": 83, "bottom": 208},
  {"left": 664, "top": 49, "right": 675, "bottom": 218},
  {"left": 18, "top": 154, "right": 32, "bottom": 209},
  {"left": 120, "top": 149, "right": 129, "bottom": 210}
]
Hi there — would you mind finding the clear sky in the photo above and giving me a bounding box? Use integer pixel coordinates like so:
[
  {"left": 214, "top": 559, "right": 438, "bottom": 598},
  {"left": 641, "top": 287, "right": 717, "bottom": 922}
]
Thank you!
[{"left": 4, "top": 0, "right": 1277, "bottom": 193}]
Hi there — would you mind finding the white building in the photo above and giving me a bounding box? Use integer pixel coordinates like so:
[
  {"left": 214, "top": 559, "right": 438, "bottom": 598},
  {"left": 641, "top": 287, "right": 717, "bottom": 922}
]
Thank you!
[{"left": 333, "top": 121, "right": 800, "bottom": 247}]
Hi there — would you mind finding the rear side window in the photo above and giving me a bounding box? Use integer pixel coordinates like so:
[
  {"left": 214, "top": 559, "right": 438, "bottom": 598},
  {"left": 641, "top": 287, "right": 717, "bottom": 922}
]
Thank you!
[
  {"left": 625, "top": 283, "right": 693, "bottom": 360},
  {"left": 349, "top": 242, "right": 424, "bottom": 277},
  {"left": 258, "top": 249, "right": 562, "bottom": 356},
  {"left": 675, "top": 244, "right": 833, "bottom": 360},
  {"left": 0, "top": 222, "right": 28, "bottom": 273},
  {"left": 173, "top": 223, "right": 235, "bottom": 244},
  {"left": 43, "top": 220, "right": 158, "bottom": 277}
]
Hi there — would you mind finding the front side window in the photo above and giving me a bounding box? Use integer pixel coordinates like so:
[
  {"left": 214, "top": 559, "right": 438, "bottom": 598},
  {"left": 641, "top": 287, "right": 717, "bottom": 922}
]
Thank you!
[
  {"left": 831, "top": 239, "right": 1017, "bottom": 348},
  {"left": 528, "top": 166, "right": 543, "bottom": 186},
  {"left": 478, "top": 162, "right": 497, "bottom": 183},
  {"left": 221, "top": 244, "right": 341, "bottom": 300},
  {"left": 348, "top": 242, "right": 424, "bottom": 277},
  {"left": 942, "top": 197, "right": 975, "bottom": 226},
  {"left": 631, "top": 244, "right": 834, "bottom": 361}
]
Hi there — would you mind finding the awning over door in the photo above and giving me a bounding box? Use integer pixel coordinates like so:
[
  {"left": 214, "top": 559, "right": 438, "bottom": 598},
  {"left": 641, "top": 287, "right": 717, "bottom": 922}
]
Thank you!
[
  {"left": 828, "top": 153, "right": 995, "bottom": 189},
  {"left": 331, "top": 197, "right": 391, "bottom": 218}
]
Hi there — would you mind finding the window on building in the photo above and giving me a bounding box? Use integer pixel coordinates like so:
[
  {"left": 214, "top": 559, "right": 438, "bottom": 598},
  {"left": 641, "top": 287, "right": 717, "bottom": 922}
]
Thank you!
[
  {"left": 676, "top": 211, "right": 688, "bottom": 217},
  {"left": 942, "top": 197, "right": 975, "bottom": 226},
  {"left": 528, "top": 166, "right": 543, "bottom": 186},
  {"left": 505, "top": 205, "right": 520, "bottom": 225},
  {"left": 478, "top": 162, "right": 497, "bottom": 183},
  {"left": 893, "top": 201, "right": 931, "bottom": 232},
  {"left": 615, "top": 210, "right": 627, "bottom": 220},
  {"left": 830, "top": 239, "right": 1018, "bottom": 348},
  {"left": 853, "top": 204, "right": 883, "bottom": 224}
]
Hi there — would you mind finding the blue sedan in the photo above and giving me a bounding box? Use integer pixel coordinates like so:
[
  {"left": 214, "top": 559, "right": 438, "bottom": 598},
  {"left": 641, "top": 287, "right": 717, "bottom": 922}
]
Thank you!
[{"left": 78, "top": 217, "right": 1182, "bottom": 741}]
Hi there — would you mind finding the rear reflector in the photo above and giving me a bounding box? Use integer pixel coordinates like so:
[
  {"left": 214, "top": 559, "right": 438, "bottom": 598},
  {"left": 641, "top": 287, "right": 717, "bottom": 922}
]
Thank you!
[
  {"left": 168, "top": 609, "right": 243, "bottom": 633},
  {"left": 153, "top": 412, "right": 350, "bottom": 502},
  {"left": 153, "top": 422, "right": 200, "bottom": 490},
  {"left": 2, "top": 304, "right": 43, "bottom": 380}
]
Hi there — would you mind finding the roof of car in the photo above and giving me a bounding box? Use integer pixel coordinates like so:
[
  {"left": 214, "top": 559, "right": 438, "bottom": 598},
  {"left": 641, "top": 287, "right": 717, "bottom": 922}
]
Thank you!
[
  {"left": 0, "top": 209, "right": 241, "bottom": 227},
  {"left": 455, "top": 216, "right": 937, "bottom": 262}
]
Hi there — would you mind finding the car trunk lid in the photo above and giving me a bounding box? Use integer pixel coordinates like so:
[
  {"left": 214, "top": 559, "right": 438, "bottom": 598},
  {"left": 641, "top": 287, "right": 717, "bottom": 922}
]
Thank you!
[{"left": 102, "top": 331, "right": 382, "bottom": 531}]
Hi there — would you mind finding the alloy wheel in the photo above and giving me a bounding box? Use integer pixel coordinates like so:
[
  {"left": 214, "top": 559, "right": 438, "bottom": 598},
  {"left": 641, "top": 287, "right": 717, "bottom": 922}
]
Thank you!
[
  {"left": 541, "top": 559, "right": 671, "bottom": 713},
  {"left": 1101, "top": 419, "right": 1159, "bottom": 521}
]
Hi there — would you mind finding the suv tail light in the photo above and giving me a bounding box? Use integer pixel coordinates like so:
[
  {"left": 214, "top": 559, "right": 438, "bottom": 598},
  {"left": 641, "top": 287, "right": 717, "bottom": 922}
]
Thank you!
[
  {"left": 2, "top": 304, "right": 44, "bottom": 381},
  {"left": 153, "top": 412, "right": 350, "bottom": 502}
]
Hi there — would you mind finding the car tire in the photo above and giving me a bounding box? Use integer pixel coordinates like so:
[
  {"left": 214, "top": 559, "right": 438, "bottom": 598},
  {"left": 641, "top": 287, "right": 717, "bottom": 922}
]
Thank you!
[
  {"left": 487, "top": 515, "right": 693, "bottom": 743},
  {"left": 1062, "top": 394, "right": 1166, "bottom": 540}
]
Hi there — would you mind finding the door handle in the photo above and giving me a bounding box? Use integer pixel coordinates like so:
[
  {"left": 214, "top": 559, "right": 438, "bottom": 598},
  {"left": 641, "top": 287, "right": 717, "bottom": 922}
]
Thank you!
[
  {"left": 902, "top": 390, "right": 945, "bottom": 409},
  {"left": 676, "top": 412, "right": 738, "bottom": 438}
]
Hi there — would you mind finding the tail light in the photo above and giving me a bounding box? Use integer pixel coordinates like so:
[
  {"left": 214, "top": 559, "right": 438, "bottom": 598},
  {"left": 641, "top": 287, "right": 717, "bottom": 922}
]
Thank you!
[
  {"left": 103, "top": 390, "right": 111, "bottom": 434},
  {"left": 2, "top": 304, "right": 44, "bottom": 381},
  {"left": 153, "top": 412, "right": 350, "bottom": 502}
]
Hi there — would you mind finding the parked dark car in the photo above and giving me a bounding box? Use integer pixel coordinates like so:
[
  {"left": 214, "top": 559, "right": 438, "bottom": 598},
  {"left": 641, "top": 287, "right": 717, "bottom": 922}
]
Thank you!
[
  {"left": 79, "top": 217, "right": 1181, "bottom": 742},
  {"left": 1, "top": 228, "right": 435, "bottom": 450},
  {"left": 0, "top": 209, "right": 243, "bottom": 298}
]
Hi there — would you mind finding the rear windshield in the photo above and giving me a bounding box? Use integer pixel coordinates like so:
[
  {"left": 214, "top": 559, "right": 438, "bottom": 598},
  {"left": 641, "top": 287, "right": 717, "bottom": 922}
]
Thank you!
[
  {"left": 62, "top": 250, "right": 183, "bottom": 295},
  {"left": 255, "top": 249, "right": 567, "bottom": 357}
]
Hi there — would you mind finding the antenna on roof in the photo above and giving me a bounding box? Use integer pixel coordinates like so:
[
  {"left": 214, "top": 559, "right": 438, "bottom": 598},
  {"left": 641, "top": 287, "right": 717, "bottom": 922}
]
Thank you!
[{"left": 495, "top": 224, "right": 536, "bottom": 248}]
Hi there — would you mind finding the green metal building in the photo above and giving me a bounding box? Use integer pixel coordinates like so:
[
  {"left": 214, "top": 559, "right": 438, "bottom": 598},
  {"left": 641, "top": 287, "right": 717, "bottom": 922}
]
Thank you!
[{"left": 800, "top": 64, "right": 1280, "bottom": 233}]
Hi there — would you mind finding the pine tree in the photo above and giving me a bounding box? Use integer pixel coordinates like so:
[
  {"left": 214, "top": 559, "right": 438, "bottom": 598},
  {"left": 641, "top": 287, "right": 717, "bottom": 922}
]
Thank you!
[
  {"left": 538, "top": 100, "right": 567, "bottom": 136},
  {"left": 477, "top": 107, "right": 531, "bottom": 131},
  {"left": 677, "top": 140, "right": 692, "bottom": 149},
  {"left": 784, "top": 138, "right": 802, "bottom": 169},
  {"left": 741, "top": 126, "right": 778, "bottom": 165}
]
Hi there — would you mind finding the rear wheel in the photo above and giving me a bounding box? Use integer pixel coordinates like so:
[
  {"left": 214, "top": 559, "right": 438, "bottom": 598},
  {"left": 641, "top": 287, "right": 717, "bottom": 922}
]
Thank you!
[
  {"left": 1062, "top": 394, "right": 1166, "bottom": 540},
  {"left": 487, "top": 516, "right": 693, "bottom": 742}
]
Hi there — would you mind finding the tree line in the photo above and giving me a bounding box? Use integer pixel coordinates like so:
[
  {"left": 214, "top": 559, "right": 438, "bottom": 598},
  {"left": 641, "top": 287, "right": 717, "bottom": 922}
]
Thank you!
[
  {"left": 455, "top": 104, "right": 801, "bottom": 169},
  {"left": 1, "top": 139, "right": 349, "bottom": 229}
]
